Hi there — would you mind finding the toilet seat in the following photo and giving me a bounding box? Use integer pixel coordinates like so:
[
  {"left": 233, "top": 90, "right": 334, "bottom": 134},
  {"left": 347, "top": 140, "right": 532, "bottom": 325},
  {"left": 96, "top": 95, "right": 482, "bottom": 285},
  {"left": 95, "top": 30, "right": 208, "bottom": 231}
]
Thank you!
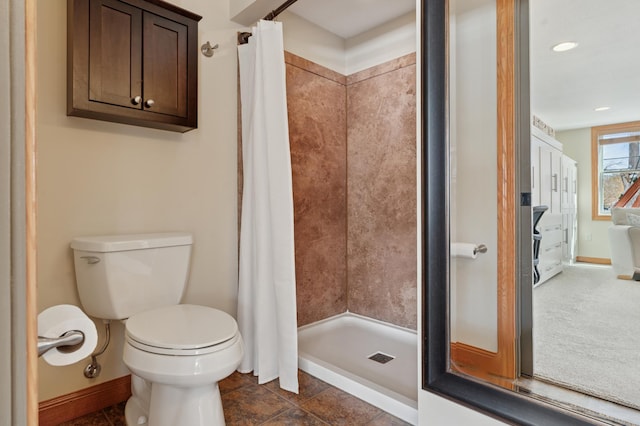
[{"left": 125, "top": 304, "right": 239, "bottom": 356}]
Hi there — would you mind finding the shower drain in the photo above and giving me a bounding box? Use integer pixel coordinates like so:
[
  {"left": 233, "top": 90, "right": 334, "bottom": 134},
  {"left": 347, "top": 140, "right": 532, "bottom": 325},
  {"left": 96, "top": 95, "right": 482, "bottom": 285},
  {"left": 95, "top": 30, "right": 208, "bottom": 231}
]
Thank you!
[{"left": 368, "top": 352, "right": 395, "bottom": 364}]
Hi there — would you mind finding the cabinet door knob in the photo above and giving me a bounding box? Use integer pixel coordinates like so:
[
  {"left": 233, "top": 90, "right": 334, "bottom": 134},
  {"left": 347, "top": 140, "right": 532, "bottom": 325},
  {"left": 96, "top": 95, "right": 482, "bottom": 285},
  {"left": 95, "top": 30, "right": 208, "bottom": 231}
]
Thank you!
[
  {"left": 131, "top": 96, "right": 142, "bottom": 105},
  {"left": 145, "top": 99, "right": 155, "bottom": 108}
]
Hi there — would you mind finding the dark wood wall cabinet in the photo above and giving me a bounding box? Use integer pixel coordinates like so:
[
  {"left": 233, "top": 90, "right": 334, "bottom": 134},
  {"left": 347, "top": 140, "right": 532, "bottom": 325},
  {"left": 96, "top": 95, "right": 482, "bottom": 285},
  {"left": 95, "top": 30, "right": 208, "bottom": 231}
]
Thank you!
[{"left": 68, "top": 0, "right": 202, "bottom": 132}]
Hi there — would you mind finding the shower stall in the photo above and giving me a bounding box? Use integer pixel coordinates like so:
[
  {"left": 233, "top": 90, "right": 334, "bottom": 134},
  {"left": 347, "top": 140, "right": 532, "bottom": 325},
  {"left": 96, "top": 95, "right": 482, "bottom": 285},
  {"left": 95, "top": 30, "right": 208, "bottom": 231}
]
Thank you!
[
  {"left": 284, "top": 49, "right": 418, "bottom": 424},
  {"left": 236, "top": 8, "right": 418, "bottom": 422}
]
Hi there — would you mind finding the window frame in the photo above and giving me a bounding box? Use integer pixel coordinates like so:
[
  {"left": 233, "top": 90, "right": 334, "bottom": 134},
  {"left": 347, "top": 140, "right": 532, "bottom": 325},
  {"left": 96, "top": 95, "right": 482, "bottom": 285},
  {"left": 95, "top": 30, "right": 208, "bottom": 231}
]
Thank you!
[{"left": 591, "top": 120, "right": 640, "bottom": 220}]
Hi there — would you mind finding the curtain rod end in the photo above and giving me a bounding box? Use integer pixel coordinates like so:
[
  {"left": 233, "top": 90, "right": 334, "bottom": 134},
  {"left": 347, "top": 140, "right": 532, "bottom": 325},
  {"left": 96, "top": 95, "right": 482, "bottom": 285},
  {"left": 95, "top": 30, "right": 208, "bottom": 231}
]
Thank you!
[{"left": 238, "top": 32, "right": 252, "bottom": 45}]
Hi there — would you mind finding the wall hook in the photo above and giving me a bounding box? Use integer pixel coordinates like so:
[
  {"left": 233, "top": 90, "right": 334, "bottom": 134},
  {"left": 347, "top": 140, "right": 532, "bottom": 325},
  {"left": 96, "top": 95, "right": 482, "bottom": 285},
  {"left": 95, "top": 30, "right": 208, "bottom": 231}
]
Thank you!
[{"left": 201, "top": 41, "right": 219, "bottom": 57}]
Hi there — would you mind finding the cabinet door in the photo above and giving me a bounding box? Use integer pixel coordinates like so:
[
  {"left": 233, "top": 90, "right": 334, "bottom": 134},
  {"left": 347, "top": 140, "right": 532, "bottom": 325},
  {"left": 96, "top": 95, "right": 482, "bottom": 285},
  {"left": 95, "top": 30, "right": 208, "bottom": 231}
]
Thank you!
[
  {"left": 531, "top": 137, "right": 541, "bottom": 206},
  {"left": 571, "top": 161, "right": 578, "bottom": 210},
  {"left": 560, "top": 155, "right": 578, "bottom": 211},
  {"left": 538, "top": 141, "right": 552, "bottom": 209},
  {"left": 561, "top": 212, "right": 578, "bottom": 262},
  {"left": 561, "top": 213, "right": 570, "bottom": 260},
  {"left": 142, "top": 12, "right": 188, "bottom": 118},
  {"left": 89, "top": 0, "right": 142, "bottom": 109},
  {"left": 560, "top": 155, "right": 570, "bottom": 208},
  {"left": 550, "top": 147, "right": 562, "bottom": 214}
]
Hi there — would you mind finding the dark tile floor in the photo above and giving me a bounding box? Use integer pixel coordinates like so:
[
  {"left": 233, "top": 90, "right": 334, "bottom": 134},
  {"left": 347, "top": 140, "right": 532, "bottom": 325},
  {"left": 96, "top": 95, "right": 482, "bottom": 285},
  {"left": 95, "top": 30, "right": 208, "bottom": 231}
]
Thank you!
[{"left": 60, "top": 370, "right": 411, "bottom": 425}]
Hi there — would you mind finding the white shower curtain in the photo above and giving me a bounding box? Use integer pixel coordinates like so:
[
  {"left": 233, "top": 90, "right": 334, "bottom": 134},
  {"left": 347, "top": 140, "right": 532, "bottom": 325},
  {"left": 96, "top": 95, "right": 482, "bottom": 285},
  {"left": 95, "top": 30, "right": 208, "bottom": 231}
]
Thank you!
[{"left": 237, "top": 20, "right": 299, "bottom": 394}]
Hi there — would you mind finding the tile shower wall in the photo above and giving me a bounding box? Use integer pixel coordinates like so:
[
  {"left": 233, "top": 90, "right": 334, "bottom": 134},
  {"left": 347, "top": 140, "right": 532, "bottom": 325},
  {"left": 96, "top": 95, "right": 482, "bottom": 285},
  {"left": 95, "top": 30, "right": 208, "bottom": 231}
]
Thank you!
[
  {"left": 286, "top": 53, "right": 348, "bottom": 326},
  {"left": 346, "top": 55, "right": 417, "bottom": 329},
  {"left": 285, "top": 52, "right": 417, "bottom": 329}
]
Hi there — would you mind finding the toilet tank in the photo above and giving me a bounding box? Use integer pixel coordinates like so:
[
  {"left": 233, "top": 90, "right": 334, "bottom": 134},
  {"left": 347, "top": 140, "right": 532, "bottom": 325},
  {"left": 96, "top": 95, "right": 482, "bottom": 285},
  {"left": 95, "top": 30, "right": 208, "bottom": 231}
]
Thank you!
[{"left": 71, "top": 233, "right": 193, "bottom": 320}]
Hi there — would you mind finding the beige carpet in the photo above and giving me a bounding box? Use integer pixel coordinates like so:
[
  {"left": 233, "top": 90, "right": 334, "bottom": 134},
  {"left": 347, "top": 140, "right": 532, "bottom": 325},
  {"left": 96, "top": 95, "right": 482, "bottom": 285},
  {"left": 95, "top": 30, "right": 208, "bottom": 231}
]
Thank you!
[{"left": 534, "top": 263, "right": 640, "bottom": 410}]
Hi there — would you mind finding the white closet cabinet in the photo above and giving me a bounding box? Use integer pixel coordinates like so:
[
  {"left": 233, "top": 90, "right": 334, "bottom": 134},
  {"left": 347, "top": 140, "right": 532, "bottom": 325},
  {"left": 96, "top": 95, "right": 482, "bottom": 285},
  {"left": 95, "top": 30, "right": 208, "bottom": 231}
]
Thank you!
[{"left": 531, "top": 127, "right": 564, "bottom": 284}]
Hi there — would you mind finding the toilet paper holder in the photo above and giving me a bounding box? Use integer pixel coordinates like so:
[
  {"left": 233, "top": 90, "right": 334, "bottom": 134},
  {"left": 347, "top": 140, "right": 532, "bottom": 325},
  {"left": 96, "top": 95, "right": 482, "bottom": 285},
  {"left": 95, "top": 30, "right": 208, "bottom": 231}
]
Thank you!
[{"left": 37, "top": 330, "right": 85, "bottom": 357}]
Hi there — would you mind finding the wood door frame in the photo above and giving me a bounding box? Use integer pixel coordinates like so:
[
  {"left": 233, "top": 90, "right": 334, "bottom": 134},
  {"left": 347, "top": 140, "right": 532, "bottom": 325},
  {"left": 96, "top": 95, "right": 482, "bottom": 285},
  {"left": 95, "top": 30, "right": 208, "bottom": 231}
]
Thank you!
[{"left": 450, "top": 0, "right": 518, "bottom": 383}]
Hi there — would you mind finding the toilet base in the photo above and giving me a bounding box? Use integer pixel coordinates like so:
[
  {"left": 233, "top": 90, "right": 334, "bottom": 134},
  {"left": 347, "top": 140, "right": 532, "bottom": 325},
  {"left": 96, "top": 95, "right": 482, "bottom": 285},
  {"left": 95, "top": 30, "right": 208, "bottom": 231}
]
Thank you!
[
  {"left": 125, "top": 381, "right": 225, "bottom": 426},
  {"left": 125, "top": 395, "right": 149, "bottom": 426}
]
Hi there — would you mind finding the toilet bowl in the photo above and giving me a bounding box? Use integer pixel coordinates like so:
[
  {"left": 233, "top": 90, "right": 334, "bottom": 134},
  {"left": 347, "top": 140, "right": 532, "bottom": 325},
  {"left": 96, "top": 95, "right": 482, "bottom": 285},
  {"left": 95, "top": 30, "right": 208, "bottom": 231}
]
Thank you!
[
  {"left": 123, "top": 305, "right": 244, "bottom": 426},
  {"left": 70, "top": 233, "right": 244, "bottom": 426}
]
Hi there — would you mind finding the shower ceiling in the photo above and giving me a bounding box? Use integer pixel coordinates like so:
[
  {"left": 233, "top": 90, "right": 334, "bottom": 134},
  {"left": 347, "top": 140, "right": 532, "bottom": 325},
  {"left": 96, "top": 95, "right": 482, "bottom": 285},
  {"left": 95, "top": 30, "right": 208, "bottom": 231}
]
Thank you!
[{"left": 287, "top": 0, "right": 415, "bottom": 39}]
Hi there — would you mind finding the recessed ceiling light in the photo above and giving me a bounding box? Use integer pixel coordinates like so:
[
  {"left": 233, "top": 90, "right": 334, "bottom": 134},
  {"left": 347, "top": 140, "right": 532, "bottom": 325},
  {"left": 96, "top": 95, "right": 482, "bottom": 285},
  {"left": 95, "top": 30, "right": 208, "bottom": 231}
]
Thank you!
[
  {"left": 552, "top": 41, "right": 578, "bottom": 52},
  {"left": 594, "top": 106, "right": 611, "bottom": 112}
]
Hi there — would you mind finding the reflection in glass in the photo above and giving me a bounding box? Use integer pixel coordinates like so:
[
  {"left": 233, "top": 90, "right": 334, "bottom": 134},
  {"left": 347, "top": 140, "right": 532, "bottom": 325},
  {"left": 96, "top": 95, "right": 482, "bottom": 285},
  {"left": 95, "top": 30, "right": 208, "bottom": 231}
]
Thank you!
[{"left": 448, "top": 0, "right": 506, "bottom": 383}]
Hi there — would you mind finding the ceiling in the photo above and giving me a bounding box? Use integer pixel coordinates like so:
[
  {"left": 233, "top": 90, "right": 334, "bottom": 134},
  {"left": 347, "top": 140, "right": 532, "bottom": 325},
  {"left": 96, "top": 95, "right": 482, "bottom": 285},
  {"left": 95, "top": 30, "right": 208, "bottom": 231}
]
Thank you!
[
  {"left": 530, "top": 0, "right": 640, "bottom": 131},
  {"left": 287, "top": 0, "right": 415, "bottom": 39},
  {"left": 287, "top": 0, "right": 640, "bottom": 132}
]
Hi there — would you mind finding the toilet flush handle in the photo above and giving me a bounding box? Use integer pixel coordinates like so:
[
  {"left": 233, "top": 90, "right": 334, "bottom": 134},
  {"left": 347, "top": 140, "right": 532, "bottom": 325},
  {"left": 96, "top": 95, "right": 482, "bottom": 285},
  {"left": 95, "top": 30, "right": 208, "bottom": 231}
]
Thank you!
[{"left": 80, "top": 256, "right": 100, "bottom": 265}]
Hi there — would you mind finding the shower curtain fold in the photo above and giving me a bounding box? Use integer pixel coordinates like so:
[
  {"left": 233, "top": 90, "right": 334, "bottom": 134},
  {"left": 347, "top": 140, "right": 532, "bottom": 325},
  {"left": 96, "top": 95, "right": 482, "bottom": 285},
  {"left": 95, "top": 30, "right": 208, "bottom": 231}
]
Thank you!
[{"left": 237, "top": 20, "right": 299, "bottom": 394}]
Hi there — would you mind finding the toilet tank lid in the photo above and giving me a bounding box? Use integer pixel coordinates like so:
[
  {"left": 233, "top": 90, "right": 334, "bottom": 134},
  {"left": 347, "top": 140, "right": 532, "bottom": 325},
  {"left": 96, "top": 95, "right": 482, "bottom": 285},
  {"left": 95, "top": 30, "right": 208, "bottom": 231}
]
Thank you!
[{"left": 70, "top": 232, "right": 193, "bottom": 252}]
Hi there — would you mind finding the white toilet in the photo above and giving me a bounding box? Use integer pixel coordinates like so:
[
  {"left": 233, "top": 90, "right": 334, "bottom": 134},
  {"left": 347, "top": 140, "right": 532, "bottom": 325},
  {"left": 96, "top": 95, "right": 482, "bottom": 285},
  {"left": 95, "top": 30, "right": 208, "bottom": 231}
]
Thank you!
[{"left": 71, "top": 232, "right": 244, "bottom": 426}]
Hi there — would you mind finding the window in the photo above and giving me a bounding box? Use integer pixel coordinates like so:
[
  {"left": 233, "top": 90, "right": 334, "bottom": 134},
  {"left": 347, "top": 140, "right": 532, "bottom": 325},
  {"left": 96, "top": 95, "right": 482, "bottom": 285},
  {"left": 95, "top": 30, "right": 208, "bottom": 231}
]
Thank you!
[{"left": 591, "top": 121, "right": 640, "bottom": 220}]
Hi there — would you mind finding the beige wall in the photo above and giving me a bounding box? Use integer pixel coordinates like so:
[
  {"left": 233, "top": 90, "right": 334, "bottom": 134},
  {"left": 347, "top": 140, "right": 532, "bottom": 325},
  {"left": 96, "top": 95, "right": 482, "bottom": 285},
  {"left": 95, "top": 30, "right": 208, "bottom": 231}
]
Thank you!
[
  {"left": 37, "top": 0, "right": 245, "bottom": 401},
  {"left": 556, "top": 128, "right": 611, "bottom": 260}
]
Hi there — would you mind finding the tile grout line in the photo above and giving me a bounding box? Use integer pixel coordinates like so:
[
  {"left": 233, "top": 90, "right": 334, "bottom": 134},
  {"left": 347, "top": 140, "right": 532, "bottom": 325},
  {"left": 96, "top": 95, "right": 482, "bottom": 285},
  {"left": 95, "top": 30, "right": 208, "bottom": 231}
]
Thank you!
[
  {"left": 103, "top": 402, "right": 124, "bottom": 426},
  {"left": 249, "top": 380, "right": 298, "bottom": 425},
  {"left": 257, "top": 406, "right": 331, "bottom": 426},
  {"left": 257, "top": 378, "right": 337, "bottom": 425},
  {"left": 100, "top": 409, "right": 115, "bottom": 426}
]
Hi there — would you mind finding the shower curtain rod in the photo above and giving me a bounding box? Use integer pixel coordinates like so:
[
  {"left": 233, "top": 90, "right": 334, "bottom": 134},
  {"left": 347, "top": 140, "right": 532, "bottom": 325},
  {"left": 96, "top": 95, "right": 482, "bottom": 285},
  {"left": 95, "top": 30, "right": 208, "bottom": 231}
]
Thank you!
[{"left": 237, "top": 0, "right": 299, "bottom": 44}]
